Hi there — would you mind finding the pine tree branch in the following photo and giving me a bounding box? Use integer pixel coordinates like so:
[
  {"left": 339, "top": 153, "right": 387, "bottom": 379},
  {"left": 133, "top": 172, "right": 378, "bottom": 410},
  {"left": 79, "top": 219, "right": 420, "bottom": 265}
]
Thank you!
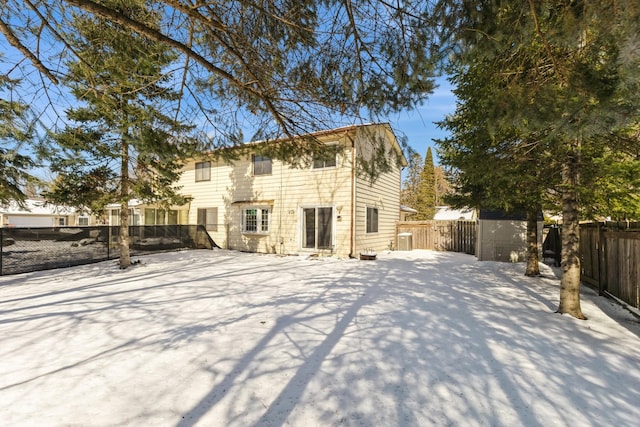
[
  {"left": 62, "top": 0, "right": 294, "bottom": 136},
  {"left": 0, "top": 18, "right": 59, "bottom": 84},
  {"left": 527, "top": 0, "right": 565, "bottom": 85}
]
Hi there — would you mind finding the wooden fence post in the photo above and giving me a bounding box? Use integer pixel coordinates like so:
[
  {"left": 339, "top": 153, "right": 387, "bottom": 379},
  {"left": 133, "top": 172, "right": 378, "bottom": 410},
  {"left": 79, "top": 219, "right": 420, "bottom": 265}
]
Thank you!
[{"left": 598, "top": 222, "right": 606, "bottom": 295}]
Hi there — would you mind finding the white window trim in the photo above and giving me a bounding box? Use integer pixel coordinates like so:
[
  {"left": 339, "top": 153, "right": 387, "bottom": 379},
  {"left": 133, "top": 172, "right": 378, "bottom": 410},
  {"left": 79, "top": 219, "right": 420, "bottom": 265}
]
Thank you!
[
  {"left": 242, "top": 206, "right": 271, "bottom": 235},
  {"left": 299, "top": 205, "right": 335, "bottom": 251}
]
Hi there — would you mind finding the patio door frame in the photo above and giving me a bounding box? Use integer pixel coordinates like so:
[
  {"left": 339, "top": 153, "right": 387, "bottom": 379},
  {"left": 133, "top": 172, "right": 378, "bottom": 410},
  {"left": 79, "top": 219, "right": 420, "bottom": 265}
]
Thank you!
[{"left": 299, "top": 205, "right": 335, "bottom": 252}]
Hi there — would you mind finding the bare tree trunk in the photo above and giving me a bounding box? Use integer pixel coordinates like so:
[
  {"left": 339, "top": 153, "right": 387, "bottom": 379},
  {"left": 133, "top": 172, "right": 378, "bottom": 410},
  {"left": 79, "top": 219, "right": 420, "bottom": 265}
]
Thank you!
[
  {"left": 557, "top": 152, "right": 586, "bottom": 319},
  {"left": 119, "top": 138, "right": 131, "bottom": 269},
  {"left": 524, "top": 207, "right": 540, "bottom": 276}
]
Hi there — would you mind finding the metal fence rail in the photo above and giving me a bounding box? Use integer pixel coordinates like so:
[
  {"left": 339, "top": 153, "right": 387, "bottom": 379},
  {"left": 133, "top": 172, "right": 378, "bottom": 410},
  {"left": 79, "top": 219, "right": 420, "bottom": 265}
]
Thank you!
[{"left": 0, "top": 225, "right": 217, "bottom": 276}]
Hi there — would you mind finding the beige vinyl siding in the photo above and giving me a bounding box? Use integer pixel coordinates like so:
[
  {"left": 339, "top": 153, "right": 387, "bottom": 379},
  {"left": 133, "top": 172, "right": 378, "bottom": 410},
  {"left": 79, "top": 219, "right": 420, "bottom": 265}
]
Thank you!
[
  {"left": 178, "top": 158, "right": 231, "bottom": 247},
  {"left": 275, "top": 137, "right": 352, "bottom": 256},
  {"left": 176, "top": 137, "right": 354, "bottom": 256},
  {"left": 354, "top": 168, "right": 401, "bottom": 254},
  {"left": 352, "top": 126, "right": 403, "bottom": 255},
  {"left": 176, "top": 123, "right": 404, "bottom": 258}
]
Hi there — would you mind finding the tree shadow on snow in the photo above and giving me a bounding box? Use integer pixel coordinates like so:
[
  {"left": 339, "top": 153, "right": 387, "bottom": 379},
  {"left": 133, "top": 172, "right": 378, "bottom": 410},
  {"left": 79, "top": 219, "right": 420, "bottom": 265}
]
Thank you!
[{"left": 1, "top": 250, "right": 639, "bottom": 427}]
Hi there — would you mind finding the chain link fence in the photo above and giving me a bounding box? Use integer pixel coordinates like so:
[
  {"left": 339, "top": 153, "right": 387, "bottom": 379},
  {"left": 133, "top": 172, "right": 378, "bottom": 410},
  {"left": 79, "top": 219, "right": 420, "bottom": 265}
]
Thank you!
[{"left": 0, "top": 225, "right": 217, "bottom": 276}]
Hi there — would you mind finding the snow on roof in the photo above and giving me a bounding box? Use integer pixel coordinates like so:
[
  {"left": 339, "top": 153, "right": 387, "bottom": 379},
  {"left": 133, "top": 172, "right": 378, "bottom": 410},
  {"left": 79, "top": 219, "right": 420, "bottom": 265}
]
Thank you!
[
  {"left": 433, "top": 206, "right": 476, "bottom": 221},
  {"left": 0, "top": 199, "right": 76, "bottom": 216},
  {"left": 400, "top": 205, "right": 418, "bottom": 213},
  {"left": 105, "top": 199, "right": 144, "bottom": 208}
]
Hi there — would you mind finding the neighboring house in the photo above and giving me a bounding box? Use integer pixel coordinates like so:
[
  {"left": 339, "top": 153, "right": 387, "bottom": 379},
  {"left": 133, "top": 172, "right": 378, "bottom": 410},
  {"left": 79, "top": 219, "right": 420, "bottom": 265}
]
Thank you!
[
  {"left": 0, "top": 199, "right": 91, "bottom": 227},
  {"left": 175, "top": 123, "right": 406, "bottom": 257},
  {"left": 105, "top": 199, "right": 188, "bottom": 226},
  {"left": 400, "top": 205, "right": 418, "bottom": 221},
  {"left": 433, "top": 206, "right": 477, "bottom": 221},
  {"left": 476, "top": 209, "right": 543, "bottom": 262}
]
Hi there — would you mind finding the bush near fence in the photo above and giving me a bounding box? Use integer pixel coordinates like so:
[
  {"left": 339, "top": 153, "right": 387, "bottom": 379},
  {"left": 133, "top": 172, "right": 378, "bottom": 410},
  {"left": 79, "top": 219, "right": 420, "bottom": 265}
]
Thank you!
[
  {"left": 396, "top": 220, "right": 477, "bottom": 255},
  {"left": 580, "top": 221, "right": 640, "bottom": 311},
  {"left": 0, "top": 225, "right": 217, "bottom": 276}
]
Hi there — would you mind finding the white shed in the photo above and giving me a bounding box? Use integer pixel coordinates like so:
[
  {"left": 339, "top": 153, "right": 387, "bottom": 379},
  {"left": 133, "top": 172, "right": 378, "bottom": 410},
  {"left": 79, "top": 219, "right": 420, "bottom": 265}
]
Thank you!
[{"left": 476, "top": 209, "right": 543, "bottom": 262}]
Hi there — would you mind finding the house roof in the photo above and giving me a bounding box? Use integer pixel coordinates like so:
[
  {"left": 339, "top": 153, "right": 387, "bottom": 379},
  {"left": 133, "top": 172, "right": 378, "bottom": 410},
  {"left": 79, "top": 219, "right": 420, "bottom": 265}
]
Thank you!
[
  {"left": 189, "top": 123, "right": 408, "bottom": 167},
  {"left": 0, "top": 199, "right": 76, "bottom": 216},
  {"left": 246, "top": 122, "right": 382, "bottom": 143},
  {"left": 106, "top": 199, "right": 144, "bottom": 209},
  {"left": 433, "top": 206, "right": 476, "bottom": 221},
  {"left": 400, "top": 205, "right": 418, "bottom": 214},
  {"left": 478, "top": 209, "right": 544, "bottom": 221},
  {"left": 231, "top": 199, "right": 275, "bottom": 205},
  {"left": 280, "top": 122, "right": 409, "bottom": 167}
]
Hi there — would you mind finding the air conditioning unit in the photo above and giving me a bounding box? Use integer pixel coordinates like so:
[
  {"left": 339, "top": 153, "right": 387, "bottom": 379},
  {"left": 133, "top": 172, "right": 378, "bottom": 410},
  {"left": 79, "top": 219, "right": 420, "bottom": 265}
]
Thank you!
[{"left": 397, "top": 232, "right": 412, "bottom": 251}]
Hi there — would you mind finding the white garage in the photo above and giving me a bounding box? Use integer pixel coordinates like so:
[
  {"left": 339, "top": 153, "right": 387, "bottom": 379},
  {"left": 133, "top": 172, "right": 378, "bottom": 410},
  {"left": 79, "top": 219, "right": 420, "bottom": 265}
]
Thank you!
[
  {"left": 7, "top": 215, "right": 56, "bottom": 227},
  {"left": 1, "top": 199, "right": 75, "bottom": 228}
]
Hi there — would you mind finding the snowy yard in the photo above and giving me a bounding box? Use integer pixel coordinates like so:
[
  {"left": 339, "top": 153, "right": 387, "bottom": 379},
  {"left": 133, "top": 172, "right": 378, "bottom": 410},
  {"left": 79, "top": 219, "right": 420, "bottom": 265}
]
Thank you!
[{"left": 1, "top": 249, "right": 639, "bottom": 427}]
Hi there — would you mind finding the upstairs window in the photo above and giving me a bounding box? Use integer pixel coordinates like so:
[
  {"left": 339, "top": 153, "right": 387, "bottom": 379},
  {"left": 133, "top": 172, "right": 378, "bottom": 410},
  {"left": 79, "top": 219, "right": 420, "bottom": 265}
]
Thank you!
[
  {"left": 195, "top": 161, "right": 211, "bottom": 182},
  {"left": 253, "top": 155, "right": 272, "bottom": 176},
  {"left": 312, "top": 144, "right": 338, "bottom": 169}
]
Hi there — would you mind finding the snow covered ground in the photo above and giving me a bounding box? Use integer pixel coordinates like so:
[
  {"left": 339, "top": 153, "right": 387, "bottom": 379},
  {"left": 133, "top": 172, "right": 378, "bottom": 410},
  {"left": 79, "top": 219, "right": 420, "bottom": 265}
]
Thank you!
[{"left": 1, "top": 249, "right": 638, "bottom": 427}]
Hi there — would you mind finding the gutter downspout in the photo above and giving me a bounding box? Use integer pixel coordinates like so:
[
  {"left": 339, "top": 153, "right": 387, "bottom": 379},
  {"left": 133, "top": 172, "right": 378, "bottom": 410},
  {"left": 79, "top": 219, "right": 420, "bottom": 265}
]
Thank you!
[
  {"left": 279, "top": 157, "right": 284, "bottom": 254},
  {"left": 350, "top": 138, "right": 356, "bottom": 258}
]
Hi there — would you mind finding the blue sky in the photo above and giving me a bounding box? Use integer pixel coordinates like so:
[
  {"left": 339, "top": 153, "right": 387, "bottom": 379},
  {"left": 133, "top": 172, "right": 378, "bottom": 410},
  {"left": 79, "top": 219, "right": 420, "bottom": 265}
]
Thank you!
[
  {"left": 3, "top": 35, "right": 457, "bottom": 179},
  {"left": 388, "top": 77, "right": 457, "bottom": 165}
]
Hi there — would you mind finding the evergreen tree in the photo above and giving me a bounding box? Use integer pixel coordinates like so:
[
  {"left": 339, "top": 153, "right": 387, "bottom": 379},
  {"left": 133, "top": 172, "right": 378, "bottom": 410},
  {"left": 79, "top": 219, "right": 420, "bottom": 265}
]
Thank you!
[
  {"left": 434, "top": 165, "right": 452, "bottom": 206},
  {"left": 416, "top": 147, "right": 436, "bottom": 220},
  {"left": 0, "top": 74, "right": 38, "bottom": 206},
  {"left": 440, "top": 0, "right": 640, "bottom": 317},
  {"left": 436, "top": 58, "right": 553, "bottom": 277},
  {"left": 400, "top": 152, "right": 423, "bottom": 211},
  {"left": 402, "top": 152, "right": 453, "bottom": 219},
  {"left": 588, "top": 128, "right": 640, "bottom": 220},
  {"left": 45, "top": 0, "right": 195, "bottom": 269}
]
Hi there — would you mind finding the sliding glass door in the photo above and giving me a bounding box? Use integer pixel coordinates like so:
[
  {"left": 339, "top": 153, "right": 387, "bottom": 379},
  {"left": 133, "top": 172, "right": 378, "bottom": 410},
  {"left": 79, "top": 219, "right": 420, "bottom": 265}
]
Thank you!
[{"left": 302, "top": 207, "right": 333, "bottom": 250}]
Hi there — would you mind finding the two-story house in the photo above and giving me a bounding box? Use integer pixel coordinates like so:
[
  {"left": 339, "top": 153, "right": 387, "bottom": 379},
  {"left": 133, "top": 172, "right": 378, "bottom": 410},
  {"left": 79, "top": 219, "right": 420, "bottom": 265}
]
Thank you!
[{"left": 176, "top": 123, "right": 406, "bottom": 258}]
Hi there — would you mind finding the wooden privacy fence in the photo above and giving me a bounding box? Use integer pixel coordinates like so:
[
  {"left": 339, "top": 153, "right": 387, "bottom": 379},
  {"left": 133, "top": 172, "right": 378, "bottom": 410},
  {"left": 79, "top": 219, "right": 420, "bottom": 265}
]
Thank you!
[
  {"left": 396, "top": 220, "right": 477, "bottom": 255},
  {"left": 580, "top": 222, "right": 640, "bottom": 311}
]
